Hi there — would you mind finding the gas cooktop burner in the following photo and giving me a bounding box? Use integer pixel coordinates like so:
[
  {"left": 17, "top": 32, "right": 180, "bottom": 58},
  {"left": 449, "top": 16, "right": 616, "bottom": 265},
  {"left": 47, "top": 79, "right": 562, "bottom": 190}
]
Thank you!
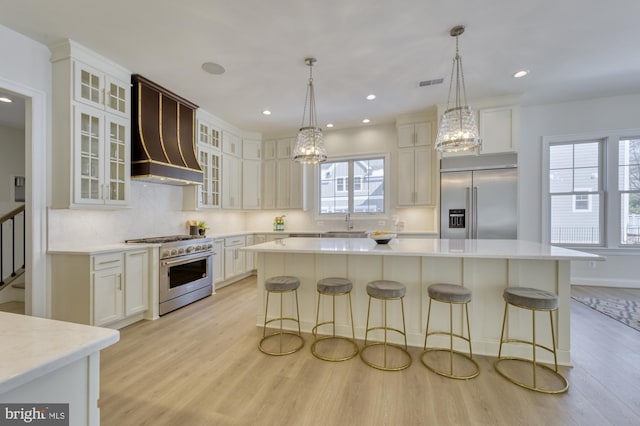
[{"left": 125, "top": 235, "right": 203, "bottom": 244}]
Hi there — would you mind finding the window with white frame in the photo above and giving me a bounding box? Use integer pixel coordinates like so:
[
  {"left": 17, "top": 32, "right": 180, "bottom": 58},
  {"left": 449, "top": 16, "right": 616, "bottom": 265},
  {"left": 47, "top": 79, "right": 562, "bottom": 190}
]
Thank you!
[
  {"left": 548, "top": 140, "right": 602, "bottom": 245},
  {"left": 545, "top": 133, "right": 640, "bottom": 247},
  {"left": 619, "top": 138, "right": 640, "bottom": 245},
  {"left": 319, "top": 157, "right": 385, "bottom": 214}
]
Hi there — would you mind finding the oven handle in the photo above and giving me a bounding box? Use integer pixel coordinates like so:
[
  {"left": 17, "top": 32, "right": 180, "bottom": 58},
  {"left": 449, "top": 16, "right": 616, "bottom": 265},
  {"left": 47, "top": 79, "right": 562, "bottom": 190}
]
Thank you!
[{"left": 161, "top": 251, "right": 214, "bottom": 266}]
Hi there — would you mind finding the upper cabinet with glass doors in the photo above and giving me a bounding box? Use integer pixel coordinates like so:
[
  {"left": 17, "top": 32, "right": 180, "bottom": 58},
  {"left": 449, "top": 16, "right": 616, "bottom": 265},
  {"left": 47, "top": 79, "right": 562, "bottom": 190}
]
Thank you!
[
  {"left": 183, "top": 114, "right": 222, "bottom": 210},
  {"left": 74, "top": 61, "right": 129, "bottom": 117},
  {"left": 50, "top": 40, "right": 131, "bottom": 208}
]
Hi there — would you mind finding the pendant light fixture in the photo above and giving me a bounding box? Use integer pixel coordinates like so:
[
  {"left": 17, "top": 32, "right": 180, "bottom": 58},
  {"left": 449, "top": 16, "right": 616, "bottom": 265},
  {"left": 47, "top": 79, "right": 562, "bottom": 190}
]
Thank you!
[
  {"left": 435, "top": 25, "right": 482, "bottom": 153},
  {"left": 293, "top": 57, "right": 327, "bottom": 164}
]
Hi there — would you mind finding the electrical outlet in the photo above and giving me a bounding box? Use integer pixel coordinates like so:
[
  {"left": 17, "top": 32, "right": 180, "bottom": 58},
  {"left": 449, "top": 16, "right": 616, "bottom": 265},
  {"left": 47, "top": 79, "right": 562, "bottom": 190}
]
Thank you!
[
  {"left": 316, "top": 221, "right": 324, "bottom": 226},
  {"left": 589, "top": 261, "right": 597, "bottom": 268},
  {"left": 377, "top": 220, "right": 386, "bottom": 226}
]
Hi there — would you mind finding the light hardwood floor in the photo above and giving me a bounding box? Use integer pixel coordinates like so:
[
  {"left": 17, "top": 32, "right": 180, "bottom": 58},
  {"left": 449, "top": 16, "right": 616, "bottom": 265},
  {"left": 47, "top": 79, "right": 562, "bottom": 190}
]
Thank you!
[
  {"left": 0, "top": 301, "right": 24, "bottom": 314},
  {"left": 96, "top": 279, "right": 638, "bottom": 425}
]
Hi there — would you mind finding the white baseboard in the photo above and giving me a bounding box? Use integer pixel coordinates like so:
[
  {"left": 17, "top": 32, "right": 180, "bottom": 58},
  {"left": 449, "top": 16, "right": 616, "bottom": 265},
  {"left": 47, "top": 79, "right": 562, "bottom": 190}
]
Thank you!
[{"left": 571, "top": 277, "right": 640, "bottom": 288}]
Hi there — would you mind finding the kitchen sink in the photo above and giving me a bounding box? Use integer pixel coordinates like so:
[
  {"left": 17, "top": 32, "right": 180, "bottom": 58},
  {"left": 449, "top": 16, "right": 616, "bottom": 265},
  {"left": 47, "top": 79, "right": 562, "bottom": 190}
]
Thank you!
[{"left": 322, "top": 231, "right": 369, "bottom": 238}]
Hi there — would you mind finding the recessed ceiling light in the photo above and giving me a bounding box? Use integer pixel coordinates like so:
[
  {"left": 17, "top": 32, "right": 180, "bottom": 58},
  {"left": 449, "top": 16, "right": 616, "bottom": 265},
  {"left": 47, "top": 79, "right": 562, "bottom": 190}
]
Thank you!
[
  {"left": 262, "top": 110, "right": 271, "bottom": 115},
  {"left": 513, "top": 70, "right": 529, "bottom": 78},
  {"left": 366, "top": 94, "right": 376, "bottom": 100},
  {"left": 326, "top": 123, "right": 334, "bottom": 128},
  {"left": 201, "top": 62, "right": 226, "bottom": 75},
  {"left": 0, "top": 96, "right": 13, "bottom": 103},
  {"left": 362, "top": 119, "right": 370, "bottom": 124}
]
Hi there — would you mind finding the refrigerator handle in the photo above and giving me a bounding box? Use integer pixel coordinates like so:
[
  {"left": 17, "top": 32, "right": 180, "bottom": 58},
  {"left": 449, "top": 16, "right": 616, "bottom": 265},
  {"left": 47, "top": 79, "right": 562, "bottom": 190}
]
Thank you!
[
  {"left": 473, "top": 186, "right": 478, "bottom": 239},
  {"left": 465, "top": 187, "right": 471, "bottom": 239}
]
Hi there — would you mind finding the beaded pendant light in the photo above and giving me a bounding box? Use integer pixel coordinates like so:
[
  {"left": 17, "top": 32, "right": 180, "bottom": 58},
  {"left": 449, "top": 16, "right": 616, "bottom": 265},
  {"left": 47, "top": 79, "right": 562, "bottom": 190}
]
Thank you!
[
  {"left": 435, "top": 25, "right": 482, "bottom": 153},
  {"left": 293, "top": 57, "right": 327, "bottom": 164}
]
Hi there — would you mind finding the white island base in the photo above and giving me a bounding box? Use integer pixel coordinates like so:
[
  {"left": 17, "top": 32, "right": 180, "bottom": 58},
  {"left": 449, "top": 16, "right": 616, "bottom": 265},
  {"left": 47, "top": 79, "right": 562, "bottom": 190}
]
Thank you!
[
  {"left": 0, "top": 312, "right": 119, "bottom": 426},
  {"left": 249, "top": 238, "right": 603, "bottom": 366}
]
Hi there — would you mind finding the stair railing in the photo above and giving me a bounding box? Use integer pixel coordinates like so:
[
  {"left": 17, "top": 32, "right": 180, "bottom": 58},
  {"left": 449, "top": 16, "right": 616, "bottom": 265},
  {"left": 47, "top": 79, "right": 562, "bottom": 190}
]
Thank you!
[{"left": 1, "top": 204, "right": 25, "bottom": 286}]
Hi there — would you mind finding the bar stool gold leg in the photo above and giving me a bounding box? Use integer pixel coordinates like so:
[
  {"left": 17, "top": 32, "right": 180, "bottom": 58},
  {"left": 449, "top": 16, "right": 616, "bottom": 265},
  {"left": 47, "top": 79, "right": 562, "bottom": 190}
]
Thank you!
[
  {"left": 421, "top": 283, "right": 479, "bottom": 379},
  {"left": 421, "top": 297, "right": 479, "bottom": 380},
  {"left": 360, "top": 293, "right": 412, "bottom": 371},
  {"left": 494, "top": 299, "right": 569, "bottom": 394},
  {"left": 311, "top": 283, "right": 358, "bottom": 362},
  {"left": 258, "top": 287, "right": 304, "bottom": 356}
]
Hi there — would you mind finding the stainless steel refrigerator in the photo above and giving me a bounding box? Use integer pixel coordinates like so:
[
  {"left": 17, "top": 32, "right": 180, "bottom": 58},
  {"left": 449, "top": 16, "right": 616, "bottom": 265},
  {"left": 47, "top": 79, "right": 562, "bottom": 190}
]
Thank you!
[{"left": 440, "top": 153, "right": 517, "bottom": 239}]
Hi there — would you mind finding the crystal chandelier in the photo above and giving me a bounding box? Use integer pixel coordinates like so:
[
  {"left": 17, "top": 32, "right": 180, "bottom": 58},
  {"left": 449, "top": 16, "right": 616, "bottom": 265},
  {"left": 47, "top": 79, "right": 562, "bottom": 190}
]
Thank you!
[
  {"left": 435, "top": 25, "right": 482, "bottom": 153},
  {"left": 293, "top": 57, "right": 327, "bottom": 164}
]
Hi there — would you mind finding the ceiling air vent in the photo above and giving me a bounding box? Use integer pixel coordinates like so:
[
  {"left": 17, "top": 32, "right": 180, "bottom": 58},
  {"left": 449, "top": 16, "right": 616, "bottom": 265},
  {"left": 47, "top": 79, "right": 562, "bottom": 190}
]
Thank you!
[{"left": 419, "top": 78, "right": 444, "bottom": 87}]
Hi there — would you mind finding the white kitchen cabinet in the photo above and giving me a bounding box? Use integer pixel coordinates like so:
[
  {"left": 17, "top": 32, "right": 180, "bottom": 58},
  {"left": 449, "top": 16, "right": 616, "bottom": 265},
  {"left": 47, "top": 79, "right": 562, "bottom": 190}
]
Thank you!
[
  {"left": 73, "top": 60, "right": 129, "bottom": 118},
  {"left": 242, "top": 159, "right": 261, "bottom": 209},
  {"left": 277, "top": 138, "right": 294, "bottom": 158},
  {"left": 124, "top": 249, "right": 149, "bottom": 316},
  {"left": 397, "top": 147, "right": 434, "bottom": 206},
  {"left": 198, "top": 119, "right": 221, "bottom": 150},
  {"left": 222, "top": 155, "right": 242, "bottom": 209},
  {"left": 222, "top": 131, "right": 242, "bottom": 157},
  {"left": 211, "top": 239, "right": 224, "bottom": 286},
  {"left": 183, "top": 118, "right": 221, "bottom": 210},
  {"left": 262, "top": 138, "right": 303, "bottom": 210},
  {"left": 224, "top": 236, "right": 246, "bottom": 280},
  {"left": 51, "top": 247, "right": 150, "bottom": 329},
  {"left": 72, "top": 105, "right": 129, "bottom": 206},
  {"left": 479, "top": 106, "right": 518, "bottom": 154},
  {"left": 262, "top": 160, "right": 277, "bottom": 209},
  {"left": 200, "top": 147, "right": 221, "bottom": 208},
  {"left": 51, "top": 41, "right": 131, "bottom": 209},
  {"left": 92, "top": 254, "right": 124, "bottom": 326},
  {"left": 263, "top": 140, "right": 277, "bottom": 160},
  {"left": 245, "top": 235, "right": 256, "bottom": 271},
  {"left": 397, "top": 122, "right": 432, "bottom": 148},
  {"left": 275, "top": 159, "right": 303, "bottom": 209},
  {"left": 243, "top": 139, "right": 262, "bottom": 160}
]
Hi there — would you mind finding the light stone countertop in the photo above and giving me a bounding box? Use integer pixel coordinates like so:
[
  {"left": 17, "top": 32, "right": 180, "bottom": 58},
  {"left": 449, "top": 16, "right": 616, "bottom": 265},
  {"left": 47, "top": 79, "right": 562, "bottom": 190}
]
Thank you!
[
  {"left": 243, "top": 237, "right": 604, "bottom": 261},
  {"left": 0, "top": 312, "right": 119, "bottom": 394}
]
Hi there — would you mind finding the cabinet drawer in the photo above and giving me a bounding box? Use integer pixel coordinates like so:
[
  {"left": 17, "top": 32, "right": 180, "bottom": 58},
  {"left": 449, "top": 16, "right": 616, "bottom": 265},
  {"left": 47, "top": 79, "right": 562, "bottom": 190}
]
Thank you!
[
  {"left": 92, "top": 252, "right": 123, "bottom": 270},
  {"left": 225, "top": 236, "right": 245, "bottom": 247}
]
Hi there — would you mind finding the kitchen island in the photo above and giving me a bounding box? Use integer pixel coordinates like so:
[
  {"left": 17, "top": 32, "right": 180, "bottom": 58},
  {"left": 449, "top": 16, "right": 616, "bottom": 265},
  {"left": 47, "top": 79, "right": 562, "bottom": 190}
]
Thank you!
[
  {"left": 244, "top": 238, "right": 603, "bottom": 365},
  {"left": 0, "top": 312, "right": 119, "bottom": 425}
]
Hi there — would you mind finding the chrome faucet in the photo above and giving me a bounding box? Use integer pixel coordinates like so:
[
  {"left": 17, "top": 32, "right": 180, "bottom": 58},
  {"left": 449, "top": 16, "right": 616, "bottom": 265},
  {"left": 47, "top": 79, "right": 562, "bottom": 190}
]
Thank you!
[{"left": 345, "top": 213, "right": 354, "bottom": 230}]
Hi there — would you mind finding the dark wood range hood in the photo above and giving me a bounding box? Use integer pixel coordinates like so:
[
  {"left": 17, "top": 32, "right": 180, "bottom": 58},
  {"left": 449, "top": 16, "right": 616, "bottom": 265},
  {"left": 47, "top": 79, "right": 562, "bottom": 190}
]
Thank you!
[{"left": 131, "top": 74, "right": 203, "bottom": 185}]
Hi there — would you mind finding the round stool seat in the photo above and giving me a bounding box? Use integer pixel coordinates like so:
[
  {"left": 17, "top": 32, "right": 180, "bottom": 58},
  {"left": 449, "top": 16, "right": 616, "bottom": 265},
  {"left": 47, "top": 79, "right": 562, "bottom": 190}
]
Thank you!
[
  {"left": 317, "top": 277, "right": 353, "bottom": 294},
  {"left": 428, "top": 283, "right": 472, "bottom": 303},
  {"left": 503, "top": 287, "right": 558, "bottom": 310},
  {"left": 366, "top": 280, "right": 406, "bottom": 299},
  {"left": 265, "top": 276, "right": 300, "bottom": 292}
]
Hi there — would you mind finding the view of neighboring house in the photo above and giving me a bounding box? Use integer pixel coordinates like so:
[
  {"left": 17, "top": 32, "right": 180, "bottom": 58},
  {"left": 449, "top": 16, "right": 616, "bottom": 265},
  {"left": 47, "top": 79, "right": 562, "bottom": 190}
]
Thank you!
[
  {"left": 549, "top": 137, "right": 640, "bottom": 245},
  {"left": 319, "top": 158, "right": 385, "bottom": 214}
]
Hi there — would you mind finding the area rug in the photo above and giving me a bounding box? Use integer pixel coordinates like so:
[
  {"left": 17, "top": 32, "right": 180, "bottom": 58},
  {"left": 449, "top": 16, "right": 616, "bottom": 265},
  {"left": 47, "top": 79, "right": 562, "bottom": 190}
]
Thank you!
[{"left": 571, "top": 296, "right": 640, "bottom": 332}]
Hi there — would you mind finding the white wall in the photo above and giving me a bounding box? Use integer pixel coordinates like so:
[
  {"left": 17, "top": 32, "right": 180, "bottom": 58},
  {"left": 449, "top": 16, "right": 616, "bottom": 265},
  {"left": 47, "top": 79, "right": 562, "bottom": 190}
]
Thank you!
[
  {"left": 48, "top": 182, "right": 247, "bottom": 249},
  {"left": 0, "top": 125, "right": 25, "bottom": 212},
  {"left": 519, "top": 93, "right": 640, "bottom": 287}
]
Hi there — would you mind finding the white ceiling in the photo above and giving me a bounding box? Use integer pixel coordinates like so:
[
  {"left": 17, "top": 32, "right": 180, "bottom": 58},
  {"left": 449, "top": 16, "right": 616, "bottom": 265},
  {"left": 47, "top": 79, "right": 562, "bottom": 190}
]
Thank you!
[{"left": 1, "top": 0, "right": 640, "bottom": 136}]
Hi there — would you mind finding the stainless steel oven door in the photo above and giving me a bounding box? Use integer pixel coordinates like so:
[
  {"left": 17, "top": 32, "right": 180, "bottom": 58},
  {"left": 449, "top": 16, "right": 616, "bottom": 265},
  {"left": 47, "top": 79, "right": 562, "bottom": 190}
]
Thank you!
[{"left": 159, "top": 251, "right": 213, "bottom": 306}]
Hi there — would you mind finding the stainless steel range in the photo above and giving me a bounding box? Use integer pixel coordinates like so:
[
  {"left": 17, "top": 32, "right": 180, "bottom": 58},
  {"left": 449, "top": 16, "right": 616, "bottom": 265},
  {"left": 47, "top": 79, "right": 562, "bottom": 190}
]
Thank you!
[{"left": 126, "top": 235, "right": 214, "bottom": 315}]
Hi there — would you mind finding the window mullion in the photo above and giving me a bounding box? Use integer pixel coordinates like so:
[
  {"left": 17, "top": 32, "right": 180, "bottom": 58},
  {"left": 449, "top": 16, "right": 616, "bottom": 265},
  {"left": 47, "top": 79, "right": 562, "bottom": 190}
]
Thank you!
[{"left": 348, "top": 160, "right": 354, "bottom": 214}]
